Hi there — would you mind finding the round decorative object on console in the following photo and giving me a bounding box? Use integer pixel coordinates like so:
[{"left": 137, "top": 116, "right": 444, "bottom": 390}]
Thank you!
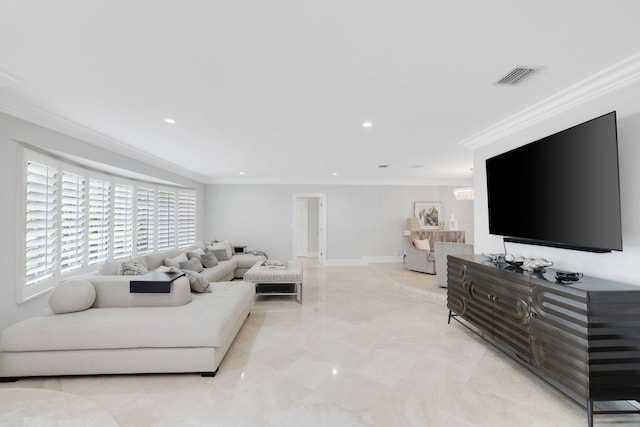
[{"left": 504, "top": 254, "right": 525, "bottom": 267}]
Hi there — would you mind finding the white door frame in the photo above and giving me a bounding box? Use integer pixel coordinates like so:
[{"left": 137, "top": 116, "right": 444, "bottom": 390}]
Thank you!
[{"left": 292, "top": 193, "right": 327, "bottom": 265}]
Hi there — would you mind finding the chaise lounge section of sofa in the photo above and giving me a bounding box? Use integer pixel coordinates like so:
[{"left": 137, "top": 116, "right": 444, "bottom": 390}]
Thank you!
[{"left": 0, "top": 241, "right": 266, "bottom": 381}]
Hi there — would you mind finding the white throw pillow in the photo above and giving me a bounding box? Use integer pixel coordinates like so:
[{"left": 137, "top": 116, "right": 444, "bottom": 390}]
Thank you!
[
  {"left": 207, "top": 241, "right": 234, "bottom": 259},
  {"left": 48, "top": 279, "right": 96, "bottom": 314},
  {"left": 163, "top": 253, "right": 188, "bottom": 268},
  {"left": 187, "top": 248, "right": 206, "bottom": 260},
  {"left": 97, "top": 260, "right": 122, "bottom": 275},
  {"left": 413, "top": 238, "right": 431, "bottom": 251},
  {"left": 222, "top": 240, "right": 234, "bottom": 258}
]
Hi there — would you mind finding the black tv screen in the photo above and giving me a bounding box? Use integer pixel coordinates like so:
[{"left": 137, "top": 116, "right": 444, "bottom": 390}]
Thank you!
[{"left": 486, "top": 111, "right": 622, "bottom": 253}]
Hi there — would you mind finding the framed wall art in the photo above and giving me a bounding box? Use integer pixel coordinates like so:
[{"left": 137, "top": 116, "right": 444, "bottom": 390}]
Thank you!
[{"left": 414, "top": 201, "right": 441, "bottom": 229}]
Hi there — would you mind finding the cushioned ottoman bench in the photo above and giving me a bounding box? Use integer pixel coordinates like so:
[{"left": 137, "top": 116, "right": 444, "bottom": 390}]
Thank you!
[
  {"left": 0, "top": 277, "right": 255, "bottom": 380},
  {"left": 244, "top": 260, "right": 303, "bottom": 304}
]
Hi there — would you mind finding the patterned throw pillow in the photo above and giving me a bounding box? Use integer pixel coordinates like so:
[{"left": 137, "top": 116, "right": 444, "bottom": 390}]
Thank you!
[
  {"left": 119, "top": 260, "right": 148, "bottom": 275},
  {"left": 179, "top": 258, "right": 204, "bottom": 273},
  {"left": 200, "top": 252, "right": 218, "bottom": 268},
  {"left": 183, "top": 270, "right": 211, "bottom": 293}
]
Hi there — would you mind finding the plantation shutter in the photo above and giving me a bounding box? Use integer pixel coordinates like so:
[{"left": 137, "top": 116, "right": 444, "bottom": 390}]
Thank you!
[
  {"left": 60, "top": 171, "right": 85, "bottom": 273},
  {"left": 177, "top": 192, "right": 196, "bottom": 246},
  {"left": 88, "top": 179, "right": 111, "bottom": 265},
  {"left": 113, "top": 184, "right": 134, "bottom": 259},
  {"left": 136, "top": 188, "right": 155, "bottom": 254},
  {"left": 157, "top": 190, "right": 176, "bottom": 250},
  {"left": 25, "top": 161, "right": 59, "bottom": 286}
]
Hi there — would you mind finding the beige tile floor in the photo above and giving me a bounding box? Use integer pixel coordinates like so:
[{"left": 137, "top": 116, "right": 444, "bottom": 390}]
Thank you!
[{"left": 1, "top": 259, "right": 638, "bottom": 426}]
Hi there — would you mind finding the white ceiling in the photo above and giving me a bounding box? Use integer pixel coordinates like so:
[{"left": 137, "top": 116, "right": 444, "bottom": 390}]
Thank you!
[{"left": 1, "top": 1, "right": 640, "bottom": 185}]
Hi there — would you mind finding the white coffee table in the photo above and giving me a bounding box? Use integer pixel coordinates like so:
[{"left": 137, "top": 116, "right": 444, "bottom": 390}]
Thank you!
[{"left": 243, "top": 260, "right": 303, "bottom": 304}]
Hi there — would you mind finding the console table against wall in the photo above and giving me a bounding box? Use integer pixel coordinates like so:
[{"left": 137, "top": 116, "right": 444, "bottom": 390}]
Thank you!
[{"left": 447, "top": 255, "right": 640, "bottom": 427}]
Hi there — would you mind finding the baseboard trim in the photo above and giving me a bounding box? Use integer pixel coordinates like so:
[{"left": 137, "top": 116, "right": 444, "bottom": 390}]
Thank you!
[
  {"left": 324, "top": 256, "right": 403, "bottom": 267},
  {"left": 363, "top": 255, "right": 404, "bottom": 264}
]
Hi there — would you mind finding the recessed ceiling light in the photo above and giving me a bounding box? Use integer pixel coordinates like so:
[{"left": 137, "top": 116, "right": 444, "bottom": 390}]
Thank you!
[
  {"left": 239, "top": 171, "right": 245, "bottom": 175},
  {"left": 362, "top": 121, "right": 373, "bottom": 128},
  {"left": 164, "top": 118, "right": 175, "bottom": 124},
  {"left": 332, "top": 172, "right": 338, "bottom": 176}
]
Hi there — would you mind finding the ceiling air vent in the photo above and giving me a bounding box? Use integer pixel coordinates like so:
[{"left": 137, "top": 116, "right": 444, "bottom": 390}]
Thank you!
[{"left": 495, "top": 66, "right": 540, "bottom": 86}]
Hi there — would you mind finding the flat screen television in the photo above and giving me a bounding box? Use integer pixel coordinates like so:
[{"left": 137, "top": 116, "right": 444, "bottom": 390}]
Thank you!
[{"left": 486, "top": 111, "right": 622, "bottom": 253}]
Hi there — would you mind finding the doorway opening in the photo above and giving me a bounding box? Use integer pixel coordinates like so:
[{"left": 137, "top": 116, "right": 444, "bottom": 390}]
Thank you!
[{"left": 292, "top": 193, "right": 327, "bottom": 265}]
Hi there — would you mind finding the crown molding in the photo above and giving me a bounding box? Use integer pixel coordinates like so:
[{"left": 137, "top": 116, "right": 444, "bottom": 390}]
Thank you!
[
  {"left": 0, "top": 93, "right": 209, "bottom": 184},
  {"left": 207, "top": 176, "right": 472, "bottom": 186},
  {"left": 461, "top": 51, "right": 640, "bottom": 150}
]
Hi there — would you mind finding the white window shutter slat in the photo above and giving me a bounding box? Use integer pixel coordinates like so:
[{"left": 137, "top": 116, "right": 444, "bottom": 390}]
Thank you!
[{"left": 88, "top": 179, "right": 110, "bottom": 265}]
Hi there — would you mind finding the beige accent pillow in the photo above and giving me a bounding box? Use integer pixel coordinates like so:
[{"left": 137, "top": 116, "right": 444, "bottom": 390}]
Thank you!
[
  {"left": 187, "top": 248, "right": 205, "bottom": 260},
  {"left": 207, "top": 241, "right": 234, "bottom": 259},
  {"left": 223, "top": 240, "right": 234, "bottom": 258},
  {"left": 413, "top": 238, "right": 431, "bottom": 251},
  {"left": 163, "top": 253, "right": 188, "bottom": 268},
  {"left": 97, "top": 260, "right": 122, "bottom": 275},
  {"left": 48, "top": 279, "right": 96, "bottom": 314}
]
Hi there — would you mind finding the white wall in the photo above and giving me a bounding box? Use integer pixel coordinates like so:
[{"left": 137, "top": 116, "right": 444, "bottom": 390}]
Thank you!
[
  {"left": 205, "top": 184, "right": 474, "bottom": 262},
  {"left": 473, "top": 84, "right": 640, "bottom": 286},
  {"left": 0, "top": 113, "right": 206, "bottom": 330}
]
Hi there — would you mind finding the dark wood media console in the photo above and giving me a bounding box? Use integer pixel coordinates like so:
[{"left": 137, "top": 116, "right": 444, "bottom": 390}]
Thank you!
[{"left": 447, "top": 255, "right": 640, "bottom": 427}]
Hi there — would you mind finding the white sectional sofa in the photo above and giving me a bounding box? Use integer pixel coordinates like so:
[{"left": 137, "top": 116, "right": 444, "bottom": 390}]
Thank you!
[{"left": 0, "top": 241, "right": 266, "bottom": 381}]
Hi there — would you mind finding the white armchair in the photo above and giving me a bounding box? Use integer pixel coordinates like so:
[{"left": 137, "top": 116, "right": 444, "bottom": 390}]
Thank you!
[
  {"left": 434, "top": 242, "right": 474, "bottom": 288},
  {"left": 405, "top": 235, "right": 436, "bottom": 274}
]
